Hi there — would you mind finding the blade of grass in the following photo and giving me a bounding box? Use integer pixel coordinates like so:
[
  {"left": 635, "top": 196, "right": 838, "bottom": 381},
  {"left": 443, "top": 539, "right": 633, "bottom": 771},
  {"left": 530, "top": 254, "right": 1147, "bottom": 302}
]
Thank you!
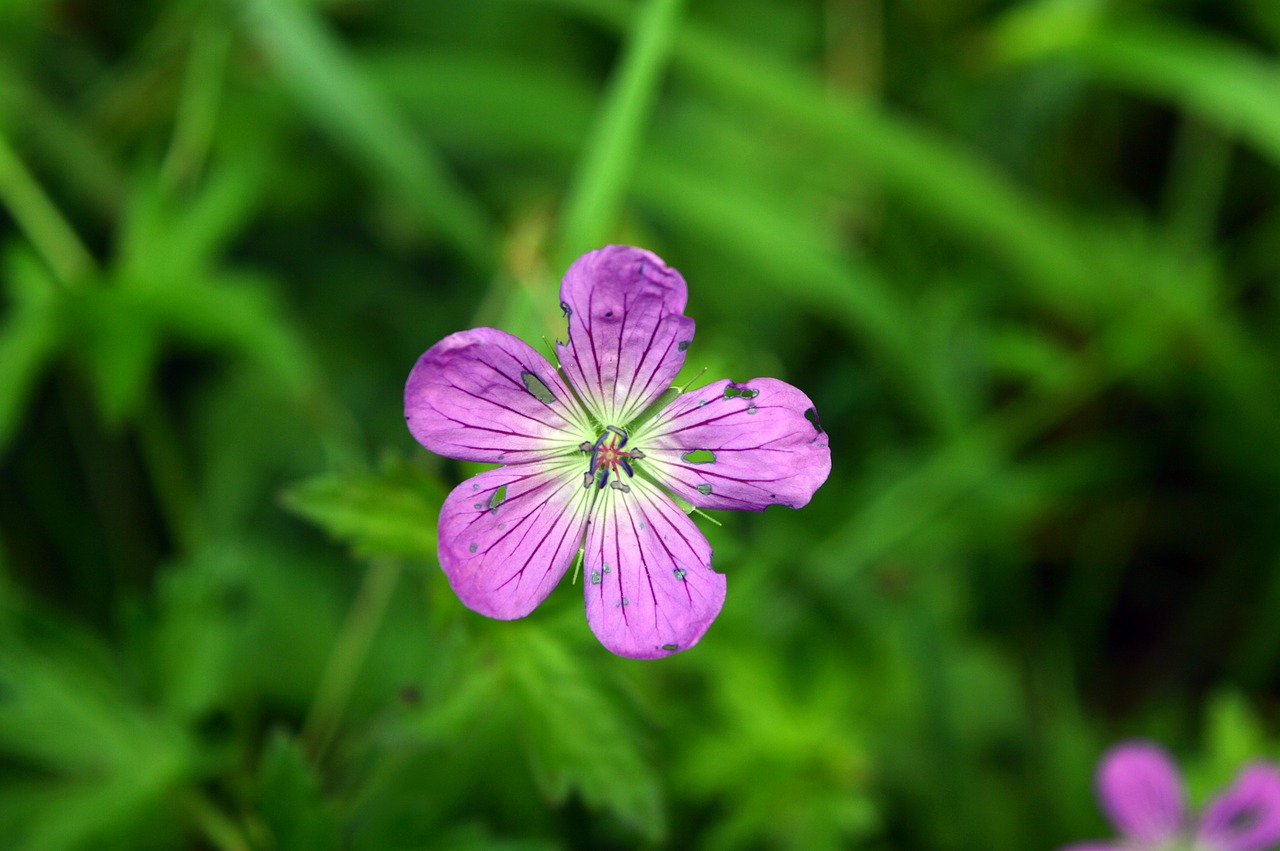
[
  {"left": 991, "top": 11, "right": 1280, "bottom": 166},
  {"left": 162, "top": 20, "right": 233, "bottom": 190},
  {"left": 0, "top": 67, "right": 123, "bottom": 215},
  {"left": 371, "top": 52, "right": 956, "bottom": 429},
  {"left": 240, "top": 0, "right": 497, "bottom": 267},
  {"left": 556, "top": 0, "right": 686, "bottom": 265},
  {"left": 302, "top": 558, "right": 401, "bottom": 762},
  {"left": 0, "top": 131, "right": 95, "bottom": 287},
  {"left": 527, "top": 0, "right": 1091, "bottom": 312}
]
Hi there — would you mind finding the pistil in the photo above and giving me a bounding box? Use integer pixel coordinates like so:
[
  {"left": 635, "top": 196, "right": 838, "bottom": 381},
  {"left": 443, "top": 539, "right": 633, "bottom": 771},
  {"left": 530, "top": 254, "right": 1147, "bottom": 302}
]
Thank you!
[{"left": 581, "top": 425, "right": 645, "bottom": 491}]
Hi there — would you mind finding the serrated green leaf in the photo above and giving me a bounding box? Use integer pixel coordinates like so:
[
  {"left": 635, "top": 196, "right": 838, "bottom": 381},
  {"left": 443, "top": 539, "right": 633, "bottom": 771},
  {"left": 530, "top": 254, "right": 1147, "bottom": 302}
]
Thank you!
[
  {"left": 0, "top": 613, "right": 195, "bottom": 849},
  {"left": 149, "top": 549, "right": 252, "bottom": 720},
  {"left": 281, "top": 458, "right": 445, "bottom": 560},
  {"left": 499, "top": 622, "right": 665, "bottom": 843},
  {"left": 258, "top": 731, "right": 340, "bottom": 851}
]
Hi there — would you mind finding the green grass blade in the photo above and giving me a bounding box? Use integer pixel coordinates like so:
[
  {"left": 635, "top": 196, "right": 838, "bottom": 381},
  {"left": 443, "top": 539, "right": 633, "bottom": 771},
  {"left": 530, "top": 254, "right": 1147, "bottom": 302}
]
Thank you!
[
  {"left": 529, "top": 0, "right": 1090, "bottom": 310},
  {"left": 556, "top": 0, "right": 685, "bottom": 265},
  {"left": 992, "top": 11, "right": 1280, "bottom": 166},
  {"left": 241, "top": 0, "right": 497, "bottom": 266},
  {"left": 0, "top": 130, "right": 95, "bottom": 287}
]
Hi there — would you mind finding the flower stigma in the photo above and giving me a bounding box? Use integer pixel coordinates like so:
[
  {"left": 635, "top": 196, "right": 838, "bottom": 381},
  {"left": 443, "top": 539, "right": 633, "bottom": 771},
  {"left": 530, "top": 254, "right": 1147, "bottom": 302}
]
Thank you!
[{"left": 580, "top": 425, "right": 645, "bottom": 492}]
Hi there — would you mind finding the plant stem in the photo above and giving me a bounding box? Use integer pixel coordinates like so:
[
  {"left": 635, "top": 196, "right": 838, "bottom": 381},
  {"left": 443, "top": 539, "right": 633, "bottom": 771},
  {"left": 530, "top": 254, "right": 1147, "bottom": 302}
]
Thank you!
[
  {"left": 0, "top": 130, "right": 95, "bottom": 287},
  {"left": 183, "top": 790, "right": 252, "bottom": 851},
  {"left": 302, "top": 557, "right": 402, "bottom": 761}
]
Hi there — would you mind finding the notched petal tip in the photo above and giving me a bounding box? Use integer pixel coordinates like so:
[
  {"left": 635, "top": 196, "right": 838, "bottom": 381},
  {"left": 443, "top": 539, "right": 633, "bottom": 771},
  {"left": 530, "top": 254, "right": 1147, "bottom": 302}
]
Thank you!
[
  {"left": 1096, "top": 740, "right": 1186, "bottom": 843},
  {"left": 563, "top": 245, "right": 689, "bottom": 314},
  {"left": 557, "top": 245, "right": 696, "bottom": 423}
]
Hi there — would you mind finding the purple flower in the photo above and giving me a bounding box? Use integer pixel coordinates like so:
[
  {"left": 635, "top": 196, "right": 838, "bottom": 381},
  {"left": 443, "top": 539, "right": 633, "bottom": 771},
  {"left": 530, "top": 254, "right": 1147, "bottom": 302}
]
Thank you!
[
  {"left": 404, "top": 245, "right": 831, "bottom": 658},
  {"left": 1065, "top": 740, "right": 1280, "bottom": 851}
]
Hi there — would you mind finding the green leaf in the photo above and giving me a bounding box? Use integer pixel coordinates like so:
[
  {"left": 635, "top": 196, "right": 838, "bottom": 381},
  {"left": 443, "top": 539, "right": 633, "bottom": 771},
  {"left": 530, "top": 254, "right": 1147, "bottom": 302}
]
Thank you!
[
  {"left": 148, "top": 271, "right": 317, "bottom": 399},
  {"left": 0, "top": 247, "right": 65, "bottom": 454},
  {"left": 258, "top": 731, "right": 340, "bottom": 851},
  {"left": 1203, "top": 690, "right": 1270, "bottom": 773},
  {"left": 675, "top": 650, "right": 877, "bottom": 851},
  {"left": 499, "top": 622, "right": 665, "bottom": 843},
  {"left": 0, "top": 611, "right": 195, "bottom": 849},
  {"left": 148, "top": 549, "right": 252, "bottom": 720},
  {"left": 69, "top": 286, "right": 161, "bottom": 428},
  {"left": 281, "top": 457, "right": 446, "bottom": 560}
]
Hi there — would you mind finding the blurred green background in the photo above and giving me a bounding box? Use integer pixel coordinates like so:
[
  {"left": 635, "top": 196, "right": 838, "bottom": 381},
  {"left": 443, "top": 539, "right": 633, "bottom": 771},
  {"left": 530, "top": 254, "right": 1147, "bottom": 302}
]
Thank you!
[{"left": 3, "top": 0, "right": 1280, "bottom": 848}]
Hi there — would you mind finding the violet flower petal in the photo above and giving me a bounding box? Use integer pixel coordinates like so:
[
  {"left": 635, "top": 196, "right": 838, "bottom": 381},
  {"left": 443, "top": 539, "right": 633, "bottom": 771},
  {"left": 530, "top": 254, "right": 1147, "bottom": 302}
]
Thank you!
[
  {"left": 1096, "top": 741, "right": 1187, "bottom": 844},
  {"left": 636, "top": 377, "right": 831, "bottom": 512},
  {"left": 438, "top": 463, "right": 591, "bottom": 619},
  {"left": 582, "top": 476, "right": 725, "bottom": 659},
  {"left": 406, "top": 327, "right": 589, "bottom": 464},
  {"left": 556, "top": 245, "right": 695, "bottom": 426},
  {"left": 1059, "top": 844, "right": 1124, "bottom": 851},
  {"left": 1196, "top": 763, "right": 1280, "bottom": 851}
]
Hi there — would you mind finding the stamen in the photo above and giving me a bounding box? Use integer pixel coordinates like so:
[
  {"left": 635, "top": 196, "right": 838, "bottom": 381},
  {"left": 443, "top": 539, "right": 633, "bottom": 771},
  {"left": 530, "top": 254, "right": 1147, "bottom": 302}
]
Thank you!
[{"left": 584, "top": 425, "right": 642, "bottom": 491}]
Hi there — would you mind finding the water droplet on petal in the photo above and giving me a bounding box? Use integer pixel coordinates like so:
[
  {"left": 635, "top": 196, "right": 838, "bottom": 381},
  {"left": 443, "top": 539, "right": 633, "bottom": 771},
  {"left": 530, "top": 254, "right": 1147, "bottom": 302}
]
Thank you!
[
  {"left": 695, "top": 483, "right": 713, "bottom": 496},
  {"left": 673, "top": 568, "right": 687, "bottom": 581},
  {"left": 661, "top": 643, "right": 679, "bottom": 652},
  {"left": 469, "top": 543, "right": 478, "bottom": 553}
]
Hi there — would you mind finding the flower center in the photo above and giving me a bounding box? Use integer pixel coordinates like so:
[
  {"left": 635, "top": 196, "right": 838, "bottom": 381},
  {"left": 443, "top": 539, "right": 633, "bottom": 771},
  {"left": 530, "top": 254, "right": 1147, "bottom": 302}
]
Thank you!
[{"left": 580, "top": 425, "right": 645, "bottom": 493}]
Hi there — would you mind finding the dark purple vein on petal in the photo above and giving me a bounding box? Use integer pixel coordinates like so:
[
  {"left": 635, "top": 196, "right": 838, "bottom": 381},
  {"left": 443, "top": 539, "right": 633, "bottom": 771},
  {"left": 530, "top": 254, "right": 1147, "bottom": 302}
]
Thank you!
[{"left": 621, "top": 496, "right": 661, "bottom": 629}]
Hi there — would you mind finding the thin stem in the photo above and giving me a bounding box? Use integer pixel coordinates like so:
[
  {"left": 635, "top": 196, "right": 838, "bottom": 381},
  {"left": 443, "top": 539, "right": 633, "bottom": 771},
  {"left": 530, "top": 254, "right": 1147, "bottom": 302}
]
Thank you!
[
  {"left": 0, "top": 129, "right": 95, "bottom": 287},
  {"left": 162, "top": 21, "right": 233, "bottom": 190},
  {"left": 556, "top": 0, "right": 686, "bottom": 265},
  {"left": 302, "top": 557, "right": 402, "bottom": 761},
  {"left": 137, "top": 397, "right": 205, "bottom": 553},
  {"left": 183, "top": 790, "right": 252, "bottom": 851}
]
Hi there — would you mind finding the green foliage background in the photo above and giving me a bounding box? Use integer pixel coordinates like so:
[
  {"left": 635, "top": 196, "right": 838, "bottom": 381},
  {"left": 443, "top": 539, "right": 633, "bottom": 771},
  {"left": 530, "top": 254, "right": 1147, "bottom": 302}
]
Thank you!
[{"left": 3, "top": 0, "right": 1280, "bottom": 848}]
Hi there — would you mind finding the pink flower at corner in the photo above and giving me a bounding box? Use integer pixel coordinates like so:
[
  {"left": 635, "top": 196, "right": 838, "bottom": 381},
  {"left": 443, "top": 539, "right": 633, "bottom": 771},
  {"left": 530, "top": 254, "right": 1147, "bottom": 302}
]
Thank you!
[
  {"left": 404, "top": 245, "right": 831, "bottom": 659},
  {"left": 1064, "top": 740, "right": 1280, "bottom": 851}
]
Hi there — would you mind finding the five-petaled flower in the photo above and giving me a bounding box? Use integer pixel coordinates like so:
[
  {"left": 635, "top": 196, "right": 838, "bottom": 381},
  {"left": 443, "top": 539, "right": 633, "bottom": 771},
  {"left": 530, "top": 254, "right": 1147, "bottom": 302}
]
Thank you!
[
  {"left": 1064, "top": 740, "right": 1280, "bottom": 851},
  {"left": 404, "top": 245, "right": 831, "bottom": 658}
]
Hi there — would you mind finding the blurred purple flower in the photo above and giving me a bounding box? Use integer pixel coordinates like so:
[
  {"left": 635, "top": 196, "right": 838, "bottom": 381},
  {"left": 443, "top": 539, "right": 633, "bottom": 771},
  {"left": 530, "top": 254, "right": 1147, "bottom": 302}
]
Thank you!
[
  {"left": 1065, "top": 740, "right": 1280, "bottom": 851},
  {"left": 404, "top": 245, "right": 831, "bottom": 659}
]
